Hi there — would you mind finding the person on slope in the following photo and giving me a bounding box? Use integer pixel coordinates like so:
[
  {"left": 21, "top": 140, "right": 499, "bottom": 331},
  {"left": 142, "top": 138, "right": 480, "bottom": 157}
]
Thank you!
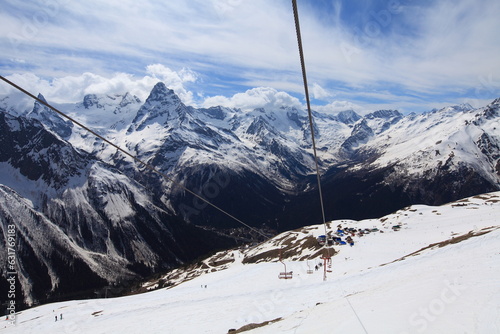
[{"left": 346, "top": 236, "right": 354, "bottom": 246}]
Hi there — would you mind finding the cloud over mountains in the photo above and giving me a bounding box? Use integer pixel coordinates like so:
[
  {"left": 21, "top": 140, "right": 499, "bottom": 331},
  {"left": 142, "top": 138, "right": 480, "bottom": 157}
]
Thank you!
[{"left": 1, "top": 0, "right": 499, "bottom": 113}]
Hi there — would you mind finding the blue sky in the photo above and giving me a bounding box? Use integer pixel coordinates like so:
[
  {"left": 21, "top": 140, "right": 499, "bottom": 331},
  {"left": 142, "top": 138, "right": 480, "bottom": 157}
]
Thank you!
[{"left": 1, "top": 0, "right": 499, "bottom": 114}]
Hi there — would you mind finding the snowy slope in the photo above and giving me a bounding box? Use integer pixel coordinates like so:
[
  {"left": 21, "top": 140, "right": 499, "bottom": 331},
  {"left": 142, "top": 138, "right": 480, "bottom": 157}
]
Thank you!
[
  {"left": 4, "top": 192, "right": 499, "bottom": 333},
  {"left": 360, "top": 101, "right": 500, "bottom": 183}
]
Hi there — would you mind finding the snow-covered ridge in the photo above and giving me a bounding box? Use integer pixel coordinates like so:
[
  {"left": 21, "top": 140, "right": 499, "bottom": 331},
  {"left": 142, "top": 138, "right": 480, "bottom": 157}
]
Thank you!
[
  {"left": 4, "top": 191, "right": 499, "bottom": 333},
  {"left": 3, "top": 84, "right": 499, "bottom": 194},
  {"left": 71, "top": 86, "right": 500, "bottom": 196},
  {"left": 0, "top": 110, "right": 238, "bottom": 307}
]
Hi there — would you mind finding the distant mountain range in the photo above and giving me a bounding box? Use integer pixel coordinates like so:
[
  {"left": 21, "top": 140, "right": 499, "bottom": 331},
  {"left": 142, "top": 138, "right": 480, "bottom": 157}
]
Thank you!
[{"left": 1, "top": 82, "right": 499, "bottom": 308}]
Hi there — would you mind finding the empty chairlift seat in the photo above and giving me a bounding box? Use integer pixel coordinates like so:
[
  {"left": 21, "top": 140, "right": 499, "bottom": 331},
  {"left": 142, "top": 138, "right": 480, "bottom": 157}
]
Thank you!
[{"left": 278, "top": 271, "right": 293, "bottom": 279}]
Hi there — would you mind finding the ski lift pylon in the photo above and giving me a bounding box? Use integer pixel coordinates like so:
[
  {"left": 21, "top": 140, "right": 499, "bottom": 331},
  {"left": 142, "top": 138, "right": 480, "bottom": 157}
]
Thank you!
[
  {"left": 321, "top": 255, "right": 332, "bottom": 272},
  {"left": 320, "top": 254, "right": 332, "bottom": 281}
]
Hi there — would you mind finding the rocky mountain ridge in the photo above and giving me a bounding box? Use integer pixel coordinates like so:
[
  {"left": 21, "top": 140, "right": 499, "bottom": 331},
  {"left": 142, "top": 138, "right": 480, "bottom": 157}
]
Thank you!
[{"left": 0, "top": 111, "right": 236, "bottom": 308}]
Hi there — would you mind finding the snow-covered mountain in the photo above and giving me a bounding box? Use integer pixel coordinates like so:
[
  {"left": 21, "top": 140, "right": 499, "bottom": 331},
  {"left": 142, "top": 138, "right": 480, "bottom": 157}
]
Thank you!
[
  {"left": 1, "top": 82, "right": 499, "bottom": 308},
  {"left": 4, "top": 192, "right": 499, "bottom": 333},
  {"left": 43, "top": 83, "right": 500, "bottom": 226},
  {"left": 322, "top": 100, "right": 500, "bottom": 218},
  {"left": 0, "top": 111, "right": 236, "bottom": 307}
]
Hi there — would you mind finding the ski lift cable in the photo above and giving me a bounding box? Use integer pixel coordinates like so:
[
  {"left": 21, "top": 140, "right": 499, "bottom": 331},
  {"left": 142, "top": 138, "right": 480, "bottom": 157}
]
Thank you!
[
  {"left": 0, "top": 75, "right": 270, "bottom": 240},
  {"left": 291, "top": 0, "right": 328, "bottom": 238},
  {"left": 291, "top": 5, "right": 369, "bottom": 332}
]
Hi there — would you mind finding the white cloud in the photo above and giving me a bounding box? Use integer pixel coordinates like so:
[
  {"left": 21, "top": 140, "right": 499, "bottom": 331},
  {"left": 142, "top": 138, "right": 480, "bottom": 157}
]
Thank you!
[
  {"left": 313, "top": 100, "right": 366, "bottom": 115},
  {"left": 294, "top": 0, "right": 500, "bottom": 102},
  {"left": 0, "top": 65, "right": 199, "bottom": 105},
  {"left": 1, "top": 0, "right": 296, "bottom": 73},
  {"left": 0, "top": 0, "right": 498, "bottom": 112},
  {"left": 376, "top": 1, "right": 500, "bottom": 91},
  {"left": 202, "top": 87, "right": 303, "bottom": 111},
  {"left": 311, "top": 83, "right": 333, "bottom": 100},
  {"left": 145, "top": 65, "right": 198, "bottom": 103}
]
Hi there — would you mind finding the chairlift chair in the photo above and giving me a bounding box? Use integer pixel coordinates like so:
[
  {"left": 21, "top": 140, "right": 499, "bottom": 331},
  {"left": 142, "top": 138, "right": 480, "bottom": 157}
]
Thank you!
[
  {"left": 278, "top": 249, "right": 293, "bottom": 279},
  {"left": 306, "top": 260, "right": 314, "bottom": 274}
]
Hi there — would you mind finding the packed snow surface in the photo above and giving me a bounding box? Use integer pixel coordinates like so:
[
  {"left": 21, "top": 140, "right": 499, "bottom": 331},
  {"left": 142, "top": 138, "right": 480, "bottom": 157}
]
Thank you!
[{"left": 3, "top": 192, "right": 500, "bottom": 333}]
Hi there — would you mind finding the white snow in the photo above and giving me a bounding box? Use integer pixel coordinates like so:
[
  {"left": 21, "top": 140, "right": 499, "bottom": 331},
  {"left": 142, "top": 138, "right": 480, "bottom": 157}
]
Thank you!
[
  {"left": 3, "top": 192, "right": 499, "bottom": 333},
  {"left": 355, "top": 105, "right": 500, "bottom": 190},
  {"left": 0, "top": 162, "right": 58, "bottom": 208}
]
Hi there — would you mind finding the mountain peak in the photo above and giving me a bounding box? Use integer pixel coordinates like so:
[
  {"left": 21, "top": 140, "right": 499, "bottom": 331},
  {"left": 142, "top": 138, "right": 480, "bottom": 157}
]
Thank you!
[
  {"left": 82, "top": 94, "right": 102, "bottom": 109},
  {"left": 128, "top": 83, "right": 187, "bottom": 132},
  {"left": 447, "top": 103, "right": 474, "bottom": 113},
  {"left": 434, "top": 103, "right": 474, "bottom": 115},
  {"left": 146, "top": 82, "right": 180, "bottom": 105},
  {"left": 32, "top": 93, "right": 48, "bottom": 115},
  {"left": 336, "top": 109, "right": 361, "bottom": 124},
  {"left": 366, "top": 109, "right": 402, "bottom": 119},
  {"left": 28, "top": 93, "right": 73, "bottom": 138},
  {"left": 199, "top": 106, "right": 228, "bottom": 120},
  {"left": 36, "top": 93, "right": 48, "bottom": 104},
  {"left": 119, "top": 92, "right": 141, "bottom": 108},
  {"left": 459, "top": 103, "right": 474, "bottom": 111}
]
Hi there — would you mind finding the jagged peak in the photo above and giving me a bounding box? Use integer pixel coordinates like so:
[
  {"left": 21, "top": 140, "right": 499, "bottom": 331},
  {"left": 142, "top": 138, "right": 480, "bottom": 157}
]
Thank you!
[
  {"left": 36, "top": 93, "right": 47, "bottom": 104},
  {"left": 447, "top": 103, "right": 474, "bottom": 112},
  {"left": 127, "top": 83, "right": 187, "bottom": 132},
  {"left": 488, "top": 97, "right": 500, "bottom": 106},
  {"left": 246, "top": 115, "right": 270, "bottom": 135},
  {"left": 287, "top": 108, "right": 305, "bottom": 128},
  {"left": 119, "top": 92, "right": 141, "bottom": 108},
  {"left": 336, "top": 109, "right": 362, "bottom": 124},
  {"left": 82, "top": 94, "right": 102, "bottom": 109},
  {"left": 32, "top": 93, "right": 49, "bottom": 115},
  {"left": 366, "top": 109, "right": 402, "bottom": 119},
  {"left": 199, "top": 106, "right": 228, "bottom": 120},
  {"left": 459, "top": 102, "right": 474, "bottom": 111},
  {"left": 432, "top": 103, "right": 474, "bottom": 115},
  {"left": 145, "top": 82, "right": 182, "bottom": 106},
  {"left": 28, "top": 93, "right": 73, "bottom": 138},
  {"left": 478, "top": 97, "right": 500, "bottom": 121}
]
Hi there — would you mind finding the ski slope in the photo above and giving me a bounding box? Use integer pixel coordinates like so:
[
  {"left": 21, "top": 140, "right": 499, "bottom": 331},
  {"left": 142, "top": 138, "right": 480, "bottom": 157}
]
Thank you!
[{"left": 3, "top": 192, "right": 500, "bottom": 333}]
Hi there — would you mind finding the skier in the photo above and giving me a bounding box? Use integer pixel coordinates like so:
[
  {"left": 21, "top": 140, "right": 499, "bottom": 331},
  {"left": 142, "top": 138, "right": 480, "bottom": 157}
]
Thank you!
[
  {"left": 346, "top": 236, "right": 354, "bottom": 246},
  {"left": 60, "top": 314, "right": 63, "bottom": 320}
]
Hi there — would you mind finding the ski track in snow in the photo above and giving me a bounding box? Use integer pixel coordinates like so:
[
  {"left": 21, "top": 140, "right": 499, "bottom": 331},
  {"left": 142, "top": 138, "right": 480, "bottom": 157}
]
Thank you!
[{"left": 2, "top": 192, "right": 500, "bottom": 334}]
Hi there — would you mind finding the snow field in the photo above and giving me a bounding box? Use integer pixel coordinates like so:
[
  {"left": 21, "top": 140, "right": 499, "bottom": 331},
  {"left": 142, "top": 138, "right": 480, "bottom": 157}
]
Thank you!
[{"left": 2, "top": 193, "right": 499, "bottom": 333}]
